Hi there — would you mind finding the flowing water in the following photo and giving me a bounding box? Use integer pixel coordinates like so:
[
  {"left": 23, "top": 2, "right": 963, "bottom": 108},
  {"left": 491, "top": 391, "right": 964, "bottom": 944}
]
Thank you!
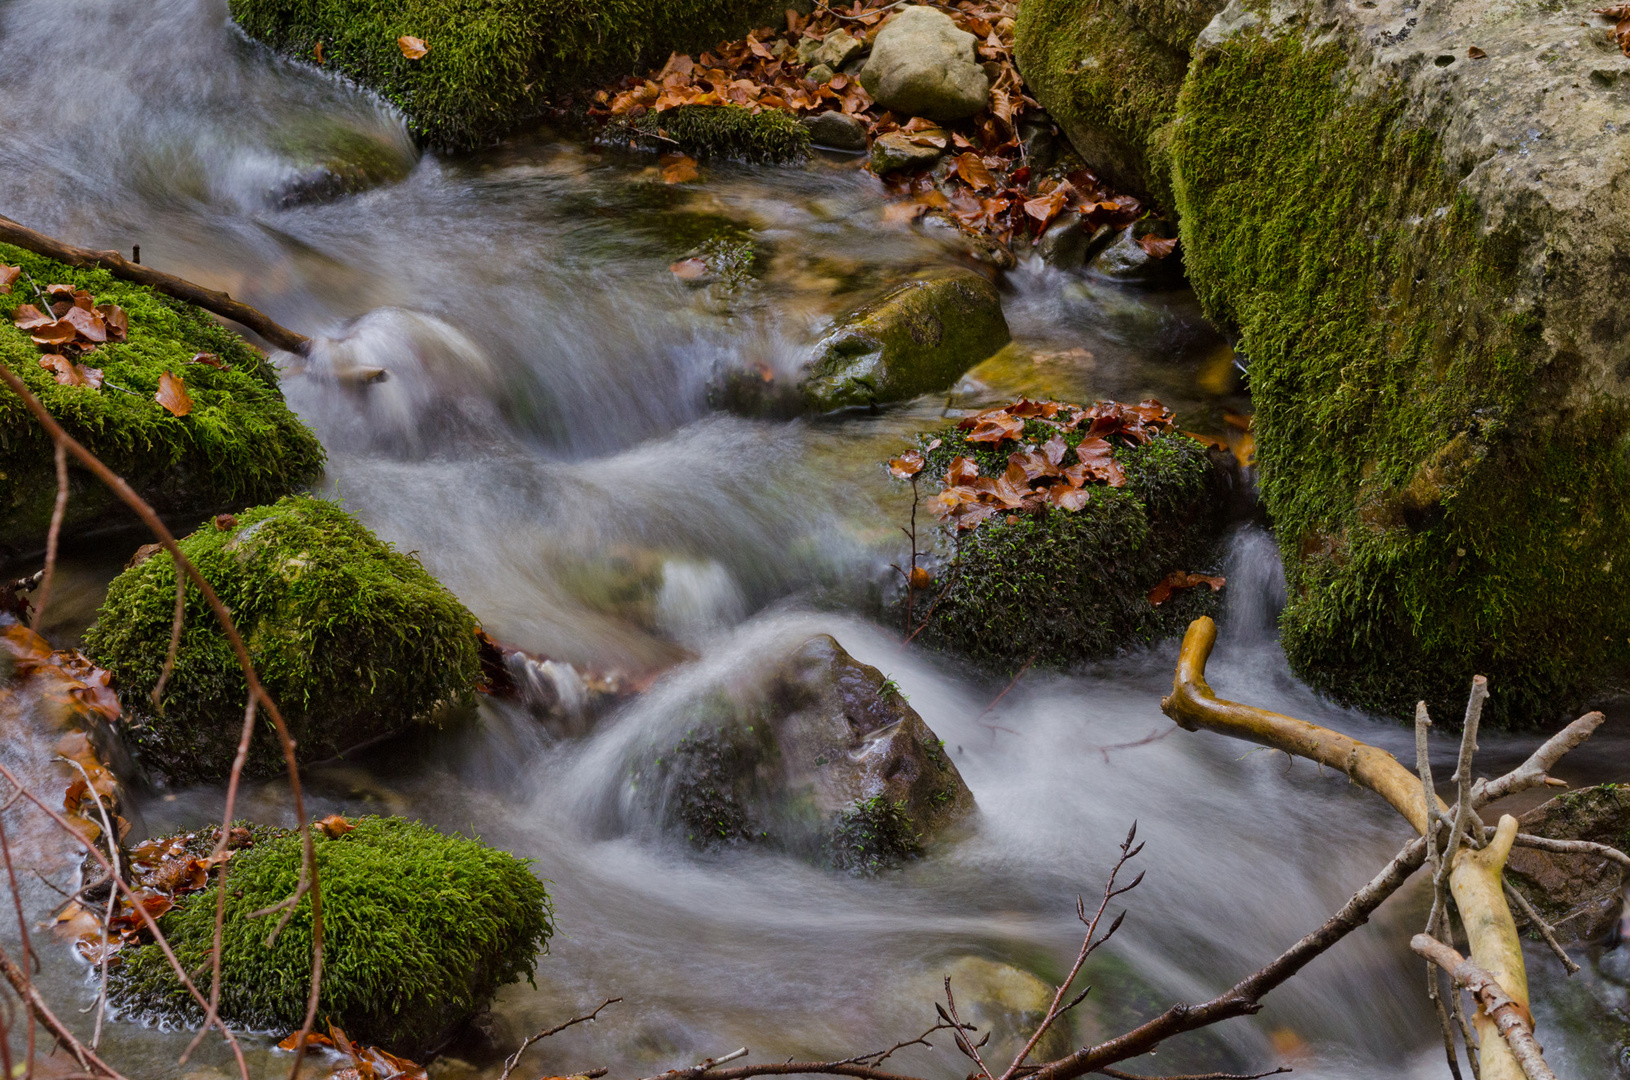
[{"left": 2, "top": 1, "right": 1627, "bottom": 1078}]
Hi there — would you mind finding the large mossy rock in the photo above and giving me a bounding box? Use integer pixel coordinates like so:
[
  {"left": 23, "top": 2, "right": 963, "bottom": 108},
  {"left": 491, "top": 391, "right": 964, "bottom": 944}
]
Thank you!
[
  {"left": 911, "top": 422, "right": 1232, "bottom": 670},
  {"left": 802, "top": 269, "right": 1010, "bottom": 412},
  {"left": 83, "top": 496, "right": 481, "bottom": 783},
  {"left": 1013, "top": 0, "right": 1218, "bottom": 207},
  {"left": 109, "top": 817, "right": 554, "bottom": 1055},
  {"left": 635, "top": 634, "right": 974, "bottom": 872},
  {"left": 0, "top": 244, "right": 324, "bottom": 553},
  {"left": 1506, "top": 784, "right": 1629, "bottom": 946},
  {"left": 1169, "top": 0, "right": 1630, "bottom": 725},
  {"left": 229, "top": 0, "right": 792, "bottom": 148},
  {"left": 858, "top": 5, "right": 991, "bottom": 123}
]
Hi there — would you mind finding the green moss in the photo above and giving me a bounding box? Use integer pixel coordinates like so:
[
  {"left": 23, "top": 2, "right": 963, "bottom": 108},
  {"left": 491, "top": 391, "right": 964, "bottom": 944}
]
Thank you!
[
  {"left": 825, "top": 796, "right": 923, "bottom": 876},
  {"left": 1014, "top": 0, "right": 1190, "bottom": 207},
  {"left": 82, "top": 496, "right": 481, "bottom": 783},
  {"left": 229, "top": 0, "right": 790, "bottom": 149},
  {"left": 615, "top": 104, "right": 811, "bottom": 164},
  {"left": 0, "top": 244, "right": 323, "bottom": 550},
  {"left": 109, "top": 816, "right": 553, "bottom": 1054},
  {"left": 658, "top": 715, "right": 777, "bottom": 847},
  {"left": 910, "top": 428, "right": 1226, "bottom": 670},
  {"left": 1171, "top": 32, "right": 1630, "bottom": 726}
]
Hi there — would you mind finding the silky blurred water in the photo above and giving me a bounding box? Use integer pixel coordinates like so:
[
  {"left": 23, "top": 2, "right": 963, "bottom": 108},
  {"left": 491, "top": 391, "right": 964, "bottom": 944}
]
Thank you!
[{"left": 0, "top": 1, "right": 1625, "bottom": 1078}]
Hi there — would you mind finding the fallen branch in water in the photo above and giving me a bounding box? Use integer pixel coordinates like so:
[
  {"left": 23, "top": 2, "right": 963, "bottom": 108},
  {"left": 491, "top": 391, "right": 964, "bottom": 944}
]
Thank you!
[
  {"left": 499, "top": 997, "right": 623, "bottom": 1080},
  {"left": 1095, "top": 1069, "right": 1290, "bottom": 1080},
  {"left": 1411, "top": 935, "right": 1555, "bottom": 1080},
  {"left": 0, "top": 213, "right": 310, "bottom": 354}
]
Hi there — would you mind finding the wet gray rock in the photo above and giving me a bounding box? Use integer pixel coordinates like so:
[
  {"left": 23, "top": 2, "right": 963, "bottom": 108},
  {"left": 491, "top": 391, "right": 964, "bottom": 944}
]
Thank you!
[
  {"left": 803, "top": 110, "right": 869, "bottom": 152},
  {"left": 638, "top": 634, "right": 975, "bottom": 871},
  {"left": 859, "top": 6, "right": 990, "bottom": 122},
  {"left": 1086, "top": 226, "right": 1184, "bottom": 288},
  {"left": 802, "top": 268, "right": 1010, "bottom": 411},
  {"left": 869, "top": 130, "right": 944, "bottom": 175},
  {"left": 1035, "top": 210, "right": 1114, "bottom": 270},
  {"left": 1505, "top": 784, "right": 1630, "bottom": 945},
  {"left": 812, "top": 28, "right": 864, "bottom": 70}
]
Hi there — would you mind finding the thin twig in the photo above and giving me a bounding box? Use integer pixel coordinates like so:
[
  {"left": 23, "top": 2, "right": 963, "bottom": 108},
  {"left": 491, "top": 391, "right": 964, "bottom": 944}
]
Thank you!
[
  {"left": 1508, "top": 832, "right": 1630, "bottom": 866},
  {"left": 1472, "top": 711, "right": 1605, "bottom": 808},
  {"left": 1415, "top": 701, "right": 1462, "bottom": 1080},
  {"left": 1095, "top": 1069, "right": 1290, "bottom": 1080},
  {"left": 498, "top": 998, "right": 622, "bottom": 1080},
  {"left": 150, "top": 572, "right": 186, "bottom": 709},
  {"left": 0, "top": 798, "right": 37, "bottom": 1078},
  {"left": 941, "top": 980, "right": 994, "bottom": 1080},
  {"left": 55, "top": 756, "right": 119, "bottom": 1048},
  {"left": 0, "top": 940, "right": 128, "bottom": 1080},
  {"left": 1501, "top": 881, "right": 1578, "bottom": 976},
  {"left": 29, "top": 440, "right": 68, "bottom": 632}
]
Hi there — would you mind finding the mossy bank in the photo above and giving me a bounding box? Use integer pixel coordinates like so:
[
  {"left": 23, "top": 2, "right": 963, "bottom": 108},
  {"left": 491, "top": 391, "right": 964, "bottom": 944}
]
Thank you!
[
  {"left": 109, "top": 817, "right": 554, "bottom": 1055},
  {"left": 911, "top": 425, "right": 1231, "bottom": 670},
  {"left": 1017, "top": 0, "right": 1630, "bottom": 725},
  {"left": 83, "top": 496, "right": 482, "bottom": 783},
  {"left": 229, "top": 0, "right": 798, "bottom": 148},
  {"left": 0, "top": 243, "right": 323, "bottom": 552}
]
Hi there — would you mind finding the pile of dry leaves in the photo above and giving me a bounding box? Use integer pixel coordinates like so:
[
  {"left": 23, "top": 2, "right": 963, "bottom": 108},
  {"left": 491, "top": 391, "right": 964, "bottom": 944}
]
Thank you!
[
  {"left": 584, "top": 0, "right": 1160, "bottom": 255},
  {"left": 279, "top": 1022, "right": 429, "bottom": 1080},
  {"left": 889, "top": 397, "right": 1177, "bottom": 532},
  {"left": 2, "top": 264, "right": 201, "bottom": 417}
]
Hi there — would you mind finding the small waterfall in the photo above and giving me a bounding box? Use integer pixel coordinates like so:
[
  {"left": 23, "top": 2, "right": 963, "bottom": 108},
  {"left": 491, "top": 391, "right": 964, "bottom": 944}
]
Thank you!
[{"left": 1220, "top": 523, "right": 1287, "bottom": 647}]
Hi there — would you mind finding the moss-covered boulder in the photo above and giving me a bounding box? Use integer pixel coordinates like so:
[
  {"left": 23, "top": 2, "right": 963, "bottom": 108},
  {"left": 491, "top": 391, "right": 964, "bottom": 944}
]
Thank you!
[
  {"left": 1014, "top": 0, "right": 1217, "bottom": 208},
  {"left": 631, "top": 634, "right": 974, "bottom": 872},
  {"left": 1169, "top": 0, "right": 1630, "bottom": 725},
  {"left": 83, "top": 497, "right": 481, "bottom": 783},
  {"left": 1505, "top": 784, "right": 1629, "bottom": 946},
  {"left": 614, "top": 104, "right": 811, "bottom": 164},
  {"left": 229, "top": 0, "right": 793, "bottom": 148},
  {"left": 904, "top": 404, "right": 1233, "bottom": 670},
  {"left": 0, "top": 244, "right": 324, "bottom": 552},
  {"left": 109, "top": 816, "right": 553, "bottom": 1055},
  {"left": 803, "top": 269, "right": 1010, "bottom": 412}
]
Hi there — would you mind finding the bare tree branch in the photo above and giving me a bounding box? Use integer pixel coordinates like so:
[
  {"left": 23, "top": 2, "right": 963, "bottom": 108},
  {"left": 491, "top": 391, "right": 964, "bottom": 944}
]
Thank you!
[
  {"left": 1506, "top": 831, "right": 1630, "bottom": 867},
  {"left": 1412, "top": 935, "right": 1554, "bottom": 1080},
  {"left": 1500, "top": 883, "right": 1578, "bottom": 976},
  {"left": 1472, "top": 712, "right": 1605, "bottom": 809},
  {"left": 498, "top": 997, "right": 622, "bottom": 1080},
  {"left": 29, "top": 440, "right": 68, "bottom": 632},
  {"left": 1095, "top": 1068, "right": 1290, "bottom": 1080}
]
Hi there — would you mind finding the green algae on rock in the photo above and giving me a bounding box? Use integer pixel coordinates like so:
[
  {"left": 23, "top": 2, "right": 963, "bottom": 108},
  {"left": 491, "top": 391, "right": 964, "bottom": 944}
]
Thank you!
[
  {"left": 1170, "top": 6, "right": 1630, "bottom": 727},
  {"left": 0, "top": 243, "right": 324, "bottom": 552},
  {"left": 108, "top": 816, "right": 554, "bottom": 1056},
  {"left": 614, "top": 103, "right": 811, "bottom": 164},
  {"left": 83, "top": 496, "right": 481, "bottom": 783},
  {"left": 906, "top": 420, "right": 1231, "bottom": 670},
  {"left": 228, "top": 0, "right": 793, "bottom": 149},
  {"left": 801, "top": 269, "right": 1009, "bottom": 412}
]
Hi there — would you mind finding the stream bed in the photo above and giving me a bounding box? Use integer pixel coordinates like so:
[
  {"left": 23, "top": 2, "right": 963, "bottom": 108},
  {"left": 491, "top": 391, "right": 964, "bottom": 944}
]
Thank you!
[{"left": 1, "top": 1, "right": 1627, "bottom": 1078}]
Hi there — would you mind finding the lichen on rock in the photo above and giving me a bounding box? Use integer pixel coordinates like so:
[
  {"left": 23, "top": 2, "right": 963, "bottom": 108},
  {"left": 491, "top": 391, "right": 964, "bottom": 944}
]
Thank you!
[
  {"left": 0, "top": 243, "right": 324, "bottom": 552},
  {"left": 82, "top": 496, "right": 481, "bottom": 783},
  {"left": 108, "top": 816, "right": 554, "bottom": 1056}
]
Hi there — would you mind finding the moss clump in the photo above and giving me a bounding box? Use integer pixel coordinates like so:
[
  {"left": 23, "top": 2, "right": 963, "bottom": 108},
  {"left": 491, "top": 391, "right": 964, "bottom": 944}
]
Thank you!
[
  {"left": 1171, "top": 32, "right": 1630, "bottom": 726},
  {"left": 660, "top": 716, "right": 775, "bottom": 847},
  {"left": 109, "top": 816, "right": 554, "bottom": 1055},
  {"left": 0, "top": 243, "right": 324, "bottom": 551},
  {"left": 1013, "top": 0, "right": 1193, "bottom": 208},
  {"left": 83, "top": 496, "right": 481, "bottom": 783},
  {"left": 616, "top": 104, "right": 811, "bottom": 164},
  {"left": 911, "top": 427, "right": 1227, "bottom": 670},
  {"left": 825, "top": 796, "right": 923, "bottom": 876},
  {"left": 229, "top": 0, "right": 790, "bottom": 149}
]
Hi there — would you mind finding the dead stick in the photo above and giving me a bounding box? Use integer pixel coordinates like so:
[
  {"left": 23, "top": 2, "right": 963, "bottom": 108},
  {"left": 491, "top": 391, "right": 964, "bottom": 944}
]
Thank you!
[
  {"left": 0, "top": 214, "right": 310, "bottom": 355},
  {"left": 1411, "top": 935, "right": 1555, "bottom": 1080}
]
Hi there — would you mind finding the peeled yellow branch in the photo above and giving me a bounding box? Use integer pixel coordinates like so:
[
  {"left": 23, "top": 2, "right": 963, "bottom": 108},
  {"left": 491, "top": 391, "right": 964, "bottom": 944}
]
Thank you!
[{"left": 1161, "top": 617, "right": 1529, "bottom": 1080}]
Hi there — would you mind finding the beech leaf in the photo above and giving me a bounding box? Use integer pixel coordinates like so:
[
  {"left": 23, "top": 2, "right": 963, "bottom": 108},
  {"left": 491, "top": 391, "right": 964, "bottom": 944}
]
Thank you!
[
  {"left": 398, "top": 35, "right": 429, "bottom": 59},
  {"left": 0, "top": 265, "right": 18, "bottom": 294},
  {"left": 155, "top": 371, "right": 193, "bottom": 417},
  {"left": 888, "top": 448, "right": 925, "bottom": 478},
  {"left": 1148, "top": 571, "right": 1227, "bottom": 606}
]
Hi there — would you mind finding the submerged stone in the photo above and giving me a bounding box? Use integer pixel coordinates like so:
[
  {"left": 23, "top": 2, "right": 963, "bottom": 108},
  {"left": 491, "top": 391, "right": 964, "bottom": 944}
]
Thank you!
[
  {"left": 802, "top": 110, "right": 869, "bottom": 152},
  {"left": 108, "top": 817, "right": 554, "bottom": 1056},
  {"left": 800, "top": 269, "right": 1010, "bottom": 412},
  {"left": 83, "top": 496, "right": 482, "bottom": 783},
  {"left": 636, "top": 634, "right": 975, "bottom": 871},
  {"left": 859, "top": 6, "right": 990, "bottom": 123},
  {"left": 1085, "top": 225, "right": 1184, "bottom": 288},
  {"left": 0, "top": 243, "right": 324, "bottom": 554},
  {"left": 869, "top": 130, "right": 944, "bottom": 175}
]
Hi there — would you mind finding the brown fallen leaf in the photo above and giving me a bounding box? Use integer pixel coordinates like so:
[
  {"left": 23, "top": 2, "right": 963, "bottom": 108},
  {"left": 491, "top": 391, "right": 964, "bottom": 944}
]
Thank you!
[
  {"left": 953, "top": 152, "right": 996, "bottom": 192},
  {"left": 12, "top": 303, "right": 52, "bottom": 330},
  {"left": 214, "top": 513, "right": 238, "bottom": 531},
  {"left": 0, "top": 265, "right": 18, "bottom": 294},
  {"left": 888, "top": 448, "right": 925, "bottom": 478},
  {"left": 96, "top": 302, "right": 128, "bottom": 342},
  {"left": 661, "top": 155, "right": 701, "bottom": 183},
  {"left": 1148, "top": 571, "right": 1227, "bottom": 606},
  {"left": 190, "top": 352, "right": 225, "bottom": 369},
  {"left": 1073, "top": 436, "right": 1127, "bottom": 487},
  {"left": 317, "top": 814, "right": 355, "bottom": 839},
  {"left": 155, "top": 371, "right": 193, "bottom": 417},
  {"left": 30, "top": 321, "right": 77, "bottom": 347},
  {"left": 670, "top": 257, "right": 708, "bottom": 280},
  {"left": 314, "top": 40, "right": 325, "bottom": 64},
  {"left": 1137, "top": 234, "right": 1179, "bottom": 259},
  {"left": 960, "top": 408, "right": 1027, "bottom": 444},
  {"left": 63, "top": 304, "right": 106, "bottom": 342},
  {"left": 908, "top": 566, "right": 932, "bottom": 589},
  {"left": 945, "top": 455, "right": 980, "bottom": 486},
  {"left": 398, "top": 35, "right": 429, "bottom": 59},
  {"left": 38, "top": 355, "right": 104, "bottom": 389},
  {"left": 1467, "top": 45, "right": 1488, "bottom": 59}
]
